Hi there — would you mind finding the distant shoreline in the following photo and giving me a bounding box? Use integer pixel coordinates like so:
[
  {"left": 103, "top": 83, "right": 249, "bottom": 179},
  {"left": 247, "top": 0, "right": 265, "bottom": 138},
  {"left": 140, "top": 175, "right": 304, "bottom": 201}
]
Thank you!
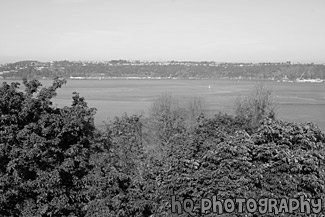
[{"left": 1, "top": 77, "right": 324, "bottom": 83}]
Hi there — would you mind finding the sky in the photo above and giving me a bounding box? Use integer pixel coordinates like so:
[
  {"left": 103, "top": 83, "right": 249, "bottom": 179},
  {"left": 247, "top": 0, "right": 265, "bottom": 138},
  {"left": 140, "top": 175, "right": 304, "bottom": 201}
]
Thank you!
[{"left": 1, "top": 0, "right": 325, "bottom": 63}]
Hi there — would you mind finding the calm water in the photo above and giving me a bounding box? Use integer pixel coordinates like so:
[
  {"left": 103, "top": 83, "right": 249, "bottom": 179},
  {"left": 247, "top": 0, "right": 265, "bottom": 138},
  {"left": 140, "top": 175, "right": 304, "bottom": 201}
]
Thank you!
[{"left": 2, "top": 79, "right": 325, "bottom": 131}]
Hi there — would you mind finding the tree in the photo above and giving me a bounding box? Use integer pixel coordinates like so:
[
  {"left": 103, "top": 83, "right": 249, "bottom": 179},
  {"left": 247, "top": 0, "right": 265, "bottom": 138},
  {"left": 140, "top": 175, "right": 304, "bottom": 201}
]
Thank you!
[
  {"left": 235, "top": 82, "right": 277, "bottom": 129},
  {"left": 83, "top": 114, "right": 155, "bottom": 217},
  {"left": 0, "top": 78, "right": 96, "bottom": 216},
  {"left": 155, "top": 117, "right": 325, "bottom": 216}
]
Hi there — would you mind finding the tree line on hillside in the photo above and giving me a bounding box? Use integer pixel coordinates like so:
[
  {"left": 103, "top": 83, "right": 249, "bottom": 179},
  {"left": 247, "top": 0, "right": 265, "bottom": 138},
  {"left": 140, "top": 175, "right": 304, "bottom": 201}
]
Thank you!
[
  {"left": 1, "top": 61, "right": 324, "bottom": 80},
  {"left": 0, "top": 79, "right": 325, "bottom": 216}
]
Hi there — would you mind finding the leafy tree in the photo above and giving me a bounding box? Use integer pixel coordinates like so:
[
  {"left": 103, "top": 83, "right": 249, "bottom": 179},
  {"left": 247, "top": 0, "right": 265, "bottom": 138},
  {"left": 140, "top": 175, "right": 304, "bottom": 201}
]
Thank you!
[
  {"left": 155, "top": 117, "right": 325, "bottom": 216},
  {"left": 83, "top": 114, "right": 155, "bottom": 217},
  {"left": 0, "top": 78, "right": 96, "bottom": 216}
]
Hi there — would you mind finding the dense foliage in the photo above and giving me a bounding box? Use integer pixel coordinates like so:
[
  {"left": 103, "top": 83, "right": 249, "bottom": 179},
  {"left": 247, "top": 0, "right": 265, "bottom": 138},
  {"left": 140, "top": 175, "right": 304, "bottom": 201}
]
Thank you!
[
  {"left": 156, "top": 116, "right": 325, "bottom": 216},
  {"left": 0, "top": 78, "right": 96, "bottom": 216},
  {"left": 1, "top": 79, "right": 324, "bottom": 216}
]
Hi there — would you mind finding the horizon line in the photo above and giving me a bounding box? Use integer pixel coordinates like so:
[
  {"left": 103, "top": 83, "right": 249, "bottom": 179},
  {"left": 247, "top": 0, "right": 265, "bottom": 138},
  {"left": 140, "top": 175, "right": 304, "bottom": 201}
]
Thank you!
[{"left": 1, "top": 59, "right": 325, "bottom": 65}]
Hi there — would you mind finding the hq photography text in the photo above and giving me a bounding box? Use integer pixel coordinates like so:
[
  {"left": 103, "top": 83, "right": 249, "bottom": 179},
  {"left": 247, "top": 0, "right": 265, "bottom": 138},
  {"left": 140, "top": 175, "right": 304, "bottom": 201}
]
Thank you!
[{"left": 171, "top": 195, "right": 324, "bottom": 216}]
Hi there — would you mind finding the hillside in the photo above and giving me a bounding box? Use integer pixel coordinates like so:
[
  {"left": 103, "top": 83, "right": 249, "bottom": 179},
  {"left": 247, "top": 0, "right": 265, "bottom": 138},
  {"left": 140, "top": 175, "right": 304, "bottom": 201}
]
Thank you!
[{"left": 1, "top": 60, "right": 324, "bottom": 81}]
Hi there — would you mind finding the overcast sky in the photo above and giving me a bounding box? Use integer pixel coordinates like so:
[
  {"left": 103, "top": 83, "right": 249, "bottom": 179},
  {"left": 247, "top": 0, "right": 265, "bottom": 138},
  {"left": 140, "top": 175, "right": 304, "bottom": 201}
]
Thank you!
[{"left": 1, "top": 0, "right": 325, "bottom": 63}]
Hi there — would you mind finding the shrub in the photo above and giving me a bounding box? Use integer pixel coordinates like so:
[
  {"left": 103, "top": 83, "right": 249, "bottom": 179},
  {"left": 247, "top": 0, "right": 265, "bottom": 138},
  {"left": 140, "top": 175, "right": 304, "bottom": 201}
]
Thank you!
[
  {"left": 145, "top": 93, "right": 205, "bottom": 161},
  {"left": 148, "top": 93, "right": 206, "bottom": 132},
  {"left": 235, "top": 82, "right": 277, "bottom": 129},
  {"left": 185, "top": 96, "right": 206, "bottom": 124}
]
